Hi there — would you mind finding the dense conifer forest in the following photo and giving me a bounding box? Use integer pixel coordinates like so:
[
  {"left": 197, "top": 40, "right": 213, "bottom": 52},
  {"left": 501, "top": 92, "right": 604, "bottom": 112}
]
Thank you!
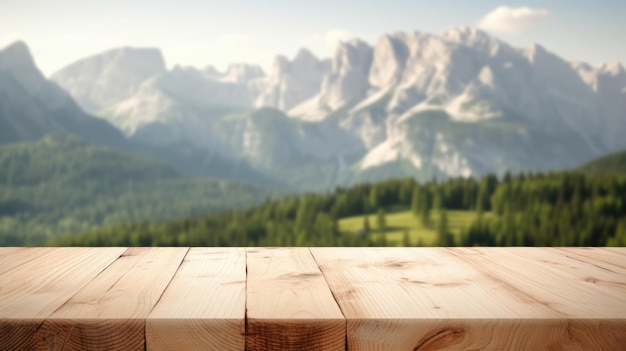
[
  {"left": 50, "top": 172, "right": 626, "bottom": 247},
  {"left": 0, "top": 135, "right": 272, "bottom": 245}
]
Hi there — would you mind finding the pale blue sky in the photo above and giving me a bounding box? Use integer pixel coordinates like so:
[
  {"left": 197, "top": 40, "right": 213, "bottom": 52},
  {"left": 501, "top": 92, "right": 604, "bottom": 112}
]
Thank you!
[{"left": 1, "top": 0, "right": 625, "bottom": 76}]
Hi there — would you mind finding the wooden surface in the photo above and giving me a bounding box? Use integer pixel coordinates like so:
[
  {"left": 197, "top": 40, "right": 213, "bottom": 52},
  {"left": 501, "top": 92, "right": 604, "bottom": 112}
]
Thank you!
[
  {"left": 311, "top": 247, "right": 626, "bottom": 350},
  {"left": 147, "top": 248, "right": 246, "bottom": 351},
  {"left": 246, "top": 248, "right": 345, "bottom": 351},
  {"left": 0, "top": 247, "right": 128, "bottom": 350},
  {"left": 0, "top": 247, "right": 624, "bottom": 351},
  {"left": 40, "top": 247, "right": 187, "bottom": 351}
]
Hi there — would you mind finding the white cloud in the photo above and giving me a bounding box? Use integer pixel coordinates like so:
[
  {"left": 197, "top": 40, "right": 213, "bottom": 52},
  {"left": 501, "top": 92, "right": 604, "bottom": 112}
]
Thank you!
[
  {"left": 322, "top": 29, "right": 354, "bottom": 48},
  {"left": 306, "top": 29, "right": 354, "bottom": 50},
  {"left": 478, "top": 6, "right": 550, "bottom": 35},
  {"left": 301, "top": 29, "right": 355, "bottom": 61}
]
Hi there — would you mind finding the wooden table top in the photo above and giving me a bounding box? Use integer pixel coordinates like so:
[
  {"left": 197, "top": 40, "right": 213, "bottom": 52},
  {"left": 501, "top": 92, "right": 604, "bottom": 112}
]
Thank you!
[{"left": 0, "top": 247, "right": 624, "bottom": 350}]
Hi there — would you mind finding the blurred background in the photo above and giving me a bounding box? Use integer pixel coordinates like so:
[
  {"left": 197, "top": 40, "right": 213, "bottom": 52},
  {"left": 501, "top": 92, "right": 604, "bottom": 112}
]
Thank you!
[{"left": 1, "top": 0, "right": 625, "bottom": 247}]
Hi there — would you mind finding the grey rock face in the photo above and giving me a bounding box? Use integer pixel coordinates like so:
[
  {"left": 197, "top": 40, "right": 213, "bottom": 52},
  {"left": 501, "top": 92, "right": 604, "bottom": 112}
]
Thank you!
[
  {"left": 51, "top": 47, "right": 166, "bottom": 111},
  {"left": 256, "top": 49, "right": 331, "bottom": 111},
  {"left": 0, "top": 42, "right": 124, "bottom": 147}
]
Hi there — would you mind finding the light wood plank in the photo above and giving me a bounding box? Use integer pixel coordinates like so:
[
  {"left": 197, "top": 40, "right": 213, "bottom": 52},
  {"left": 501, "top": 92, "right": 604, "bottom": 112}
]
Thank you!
[
  {"left": 0, "top": 247, "right": 127, "bottom": 318},
  {"left": 451, "top": 247, "right": 626, "bottom": 318},
  {"left": 146, "top": 247, "right": 246, "bottom": 351},
  {"left": 0, "top": 247, "right": 120, "bottom": 282},
  {"left": 602, "top": 247, "right": 626, "bottom": 256},
  {"left": 312, "top": 247, "right": 554, "bottom": 319},
  {"left": 0, "top": 247, "right": 21, "bottom": 256},
  {"left": 0, "top": 247, "right": 61, "bottom": 278},
  {"left": 312, "top": 247, "right": 626, "bottom": 350},
  {"left": 1, "top": 247, "right": 624, "bottom": 350},
  {"left": 0, "top": 247, "right": 127, "bottom": 351},
  {"left": 556, "top": 247, "right": 626, "bottom": 274},
  {"left": 0, "top": 247, "right": 34, "bottom": 275},
  {"left": 35, "top": 247, "right": 188, "bottom": 351},
  {"left": 246, "top": 247, "right": 345, "bottom": 351},
  {"left": 504, "top": 247, "right": 626, "bottom": 293},
  {"left": 449, "top": 247, "right": 626, "bottom": 350}
]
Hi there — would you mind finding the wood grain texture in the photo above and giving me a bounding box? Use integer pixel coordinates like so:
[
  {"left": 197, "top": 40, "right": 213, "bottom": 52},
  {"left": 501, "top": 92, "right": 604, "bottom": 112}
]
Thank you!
[
  {"left": 146, "top": 247, "right": 246, "bottom": 351},
  {"left": 446, "top": 247, "right": 626, "bottom": 350},
  {"left": 556, "top": 247, "right": 626, "bottom": 274},
  {"left": 246, "top": 247, "right": 345, "bottom": 351},
  {"left": 35, "top": 247, "right": 187, "bottom": 351},
  {"left": 0, "top": 247, "right": 127, "bottom": 351},
  {"left": 312, "top": 247, "right": 626, "bottom": 351},
  {"left": 450, "top": 247, "right": 626, "bottom": 318},
  {"left": 507, "top": 247, "right": 626, "bottom": 293},
  {"left": 1, "top": 247, "right": 624, "bottom": 350},
  {"left": 0, "top": 247, "right": 38, "bottom": 275}
]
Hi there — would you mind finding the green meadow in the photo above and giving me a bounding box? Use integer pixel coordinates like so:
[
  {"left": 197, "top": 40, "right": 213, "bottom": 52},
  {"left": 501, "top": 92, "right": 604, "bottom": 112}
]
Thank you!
[{"left": 339, "top": 208, "right": 490, "bottom": 246}]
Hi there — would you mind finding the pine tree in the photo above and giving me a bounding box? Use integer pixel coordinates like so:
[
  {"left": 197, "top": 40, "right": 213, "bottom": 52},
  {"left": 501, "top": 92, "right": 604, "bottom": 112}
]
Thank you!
[
  {"left": 436, "top": 209, "right": 451, "bottom": 246},
  {"left": 377, "top": 208, "right": 386, "bottom": 233},
  {"left": 411, "top": 187, "right": 420, "bottom": 217},
  {"left": 416, "top": 189, "right": 431, "bottom": 228},
  {"left": 433, "top": 190, "right": 443, "bottom": 212},
  {"left": 399, "top": 178, "right": 415, "bottom": 206},
  {"left": 379, "top": 230, "right": 388, "bottom": 246},
  {"left": 369, "top": 187, "right": 379, "bottom": 213},
  {"left": 608, "top": 220, "right": 626, "bottom": 247},
  {"left": 402, "top": 229, "right": 411, "bottom": 247}
]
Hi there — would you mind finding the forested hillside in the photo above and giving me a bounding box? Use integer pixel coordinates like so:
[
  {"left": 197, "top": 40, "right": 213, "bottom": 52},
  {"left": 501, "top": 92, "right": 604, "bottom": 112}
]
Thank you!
[
  {"left": 0, "top": 135, "right": 272, "bottom": 245},
  {"left": 579, "top": 150, "right": 626, "bottom": 175},
  {"left": 50, "top": 172, "right": 626, "bottom": 247}
]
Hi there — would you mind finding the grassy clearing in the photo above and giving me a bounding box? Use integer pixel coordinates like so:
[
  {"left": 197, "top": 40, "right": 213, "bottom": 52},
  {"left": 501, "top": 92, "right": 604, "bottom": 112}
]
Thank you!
[{"left": 339, "top": 208, "right": 488, "bottom": 246}]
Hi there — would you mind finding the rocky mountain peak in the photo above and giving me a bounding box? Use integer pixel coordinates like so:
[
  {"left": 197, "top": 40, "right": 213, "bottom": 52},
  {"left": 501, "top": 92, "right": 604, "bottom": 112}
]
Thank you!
[
  {"left": 0, "top": 41, "right": 35, "bottom": 69},
  {"left": 256, "top": 49, "right": 330, "bottom": 111},
  {"left": 222, "top": 63, "right": 265, "bottom": 83},
  {"left": 526, "top": 43, "right": 549, "bottom": 63},
  {"left": 601, "top": 62, "right": 625, "bottom": 77},
  {"left": 0, "top": 41, "right": 51, "bottom": 97},
  {"left": 313, "top": 39, "right": 374, "bottom": 111},
  {"left": 441, "top": 26, "right": 490, "bottom": 46},
  {"left": 271, "top": 55, "right": 290, "bottom": 78},
  {"left": 293, "top": 48, "right": 318, "bottom": 65},
  {"left": 332, "top": 38, "right": 372, "bottom": 74},
  {"left": 369, "top": 34, "right": 409, "bottom": 88},
  {"left": 50, "top": 46, "right": 167, "bottom": 111},
  {"left": 291, "top": 48, "right": 329, "bottom": 77},
  {"left": 0, "top": 41, "right": 125, "bottom": 147}
]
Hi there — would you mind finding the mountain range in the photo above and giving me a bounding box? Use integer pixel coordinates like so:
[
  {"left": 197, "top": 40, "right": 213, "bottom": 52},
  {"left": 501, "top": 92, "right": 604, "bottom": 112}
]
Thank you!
[
  {"left": 0, "top": 42, "right": 125, "bottom": 148},
  {"left": 3, "top": 26, "right": 626, "bottom": 190}
]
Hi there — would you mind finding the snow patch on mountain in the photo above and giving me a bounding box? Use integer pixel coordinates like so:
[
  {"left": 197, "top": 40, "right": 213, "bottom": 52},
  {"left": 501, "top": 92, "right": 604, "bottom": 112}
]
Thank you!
[{"left": 360, "top": 139, "right": 399, "bottom": 169}]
